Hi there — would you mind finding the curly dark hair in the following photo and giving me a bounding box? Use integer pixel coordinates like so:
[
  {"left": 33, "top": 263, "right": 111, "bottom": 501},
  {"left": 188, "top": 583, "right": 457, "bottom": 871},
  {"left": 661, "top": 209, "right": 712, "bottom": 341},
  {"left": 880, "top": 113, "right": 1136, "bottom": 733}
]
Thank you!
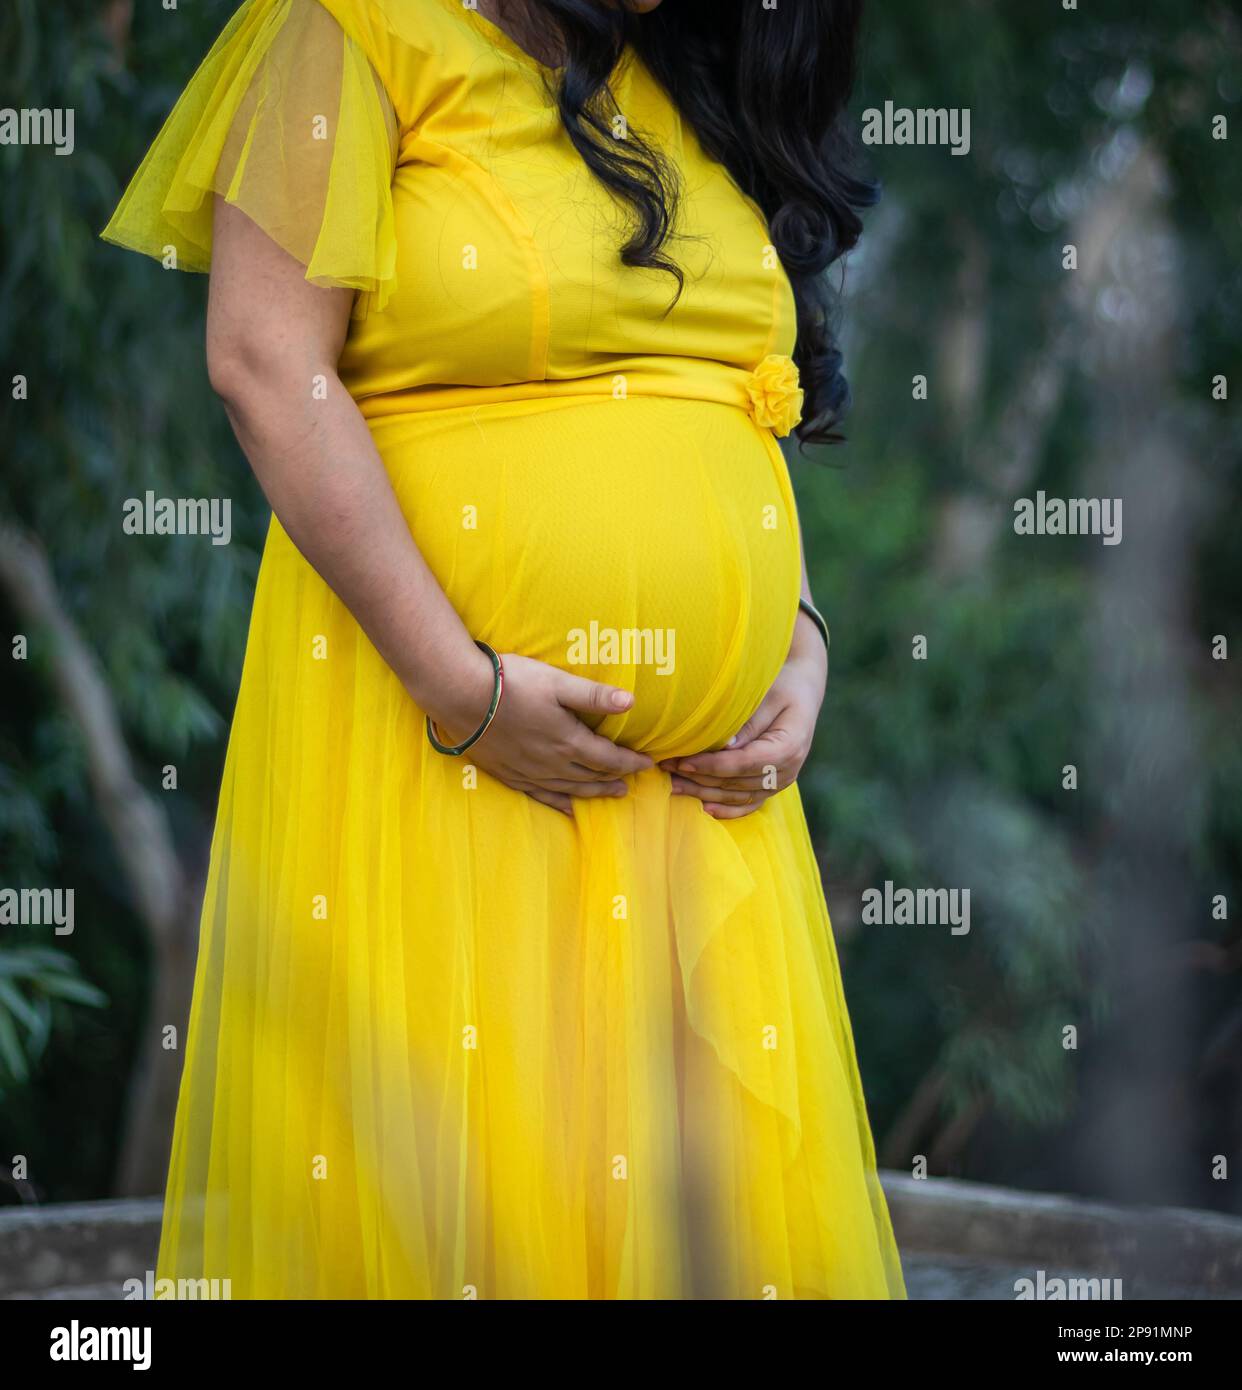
[{"left": 508, "top": 0, "right": 879, "bottom": 449}]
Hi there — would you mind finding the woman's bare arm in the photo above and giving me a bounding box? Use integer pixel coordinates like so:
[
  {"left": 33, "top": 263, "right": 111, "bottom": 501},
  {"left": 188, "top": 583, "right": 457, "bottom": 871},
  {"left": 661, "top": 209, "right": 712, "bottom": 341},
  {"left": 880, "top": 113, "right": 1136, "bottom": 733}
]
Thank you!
[
  {"left": 206, "top": 199, "right": 651, "bottom": 810},
  {"left": 206, "top": 198, "right": 494, "bottom": 730}
]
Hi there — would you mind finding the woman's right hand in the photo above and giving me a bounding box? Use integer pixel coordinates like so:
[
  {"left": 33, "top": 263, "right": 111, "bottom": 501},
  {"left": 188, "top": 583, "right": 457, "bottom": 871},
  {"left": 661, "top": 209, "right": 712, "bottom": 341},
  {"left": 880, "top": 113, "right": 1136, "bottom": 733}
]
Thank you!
[{"left": 424, "top": 649, "right": 653, "bottom": 816}]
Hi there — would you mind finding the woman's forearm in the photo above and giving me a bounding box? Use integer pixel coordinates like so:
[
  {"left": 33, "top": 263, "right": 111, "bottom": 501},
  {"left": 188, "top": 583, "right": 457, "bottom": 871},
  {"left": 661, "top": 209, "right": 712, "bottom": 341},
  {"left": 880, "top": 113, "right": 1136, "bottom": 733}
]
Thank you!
[{"left": 216, "top": 362, "right": 494, "bottom": 730}]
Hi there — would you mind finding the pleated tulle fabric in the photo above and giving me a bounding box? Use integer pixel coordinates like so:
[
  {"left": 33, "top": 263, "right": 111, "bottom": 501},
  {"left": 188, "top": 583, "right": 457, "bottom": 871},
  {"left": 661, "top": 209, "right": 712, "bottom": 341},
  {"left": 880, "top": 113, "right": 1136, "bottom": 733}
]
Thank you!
[
  {"left": 106, "top": 0, "right": 907, "bottom": 1299},
  {"left": 101, "top": 0, "right": 398, "bottom": 315}
]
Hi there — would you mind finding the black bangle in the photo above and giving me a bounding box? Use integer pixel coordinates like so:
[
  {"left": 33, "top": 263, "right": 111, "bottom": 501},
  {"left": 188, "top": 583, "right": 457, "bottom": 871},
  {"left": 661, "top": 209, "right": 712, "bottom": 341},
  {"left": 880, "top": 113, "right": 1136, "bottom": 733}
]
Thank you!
[
  {"left": 425, "top": 641, "right": 504, "bottom": 756},
  {"left": 798, "top": 597, "right": 830, "bottom": 654}
]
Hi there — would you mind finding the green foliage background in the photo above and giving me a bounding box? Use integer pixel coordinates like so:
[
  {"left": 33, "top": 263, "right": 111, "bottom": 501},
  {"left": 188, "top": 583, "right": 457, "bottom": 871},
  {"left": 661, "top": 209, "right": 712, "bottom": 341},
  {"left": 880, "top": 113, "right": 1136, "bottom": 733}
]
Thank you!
[{"left": 1, "top": 0, "right": 1238, "bottom": 1210}]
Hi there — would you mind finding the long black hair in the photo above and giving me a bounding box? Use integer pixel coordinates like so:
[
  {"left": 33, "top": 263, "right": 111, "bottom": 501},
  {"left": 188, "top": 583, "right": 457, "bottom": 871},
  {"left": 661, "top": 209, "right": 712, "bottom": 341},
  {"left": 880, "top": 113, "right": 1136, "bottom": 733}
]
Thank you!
[{"left": 507, "top": 0, "right": 878, "bottom": 449}]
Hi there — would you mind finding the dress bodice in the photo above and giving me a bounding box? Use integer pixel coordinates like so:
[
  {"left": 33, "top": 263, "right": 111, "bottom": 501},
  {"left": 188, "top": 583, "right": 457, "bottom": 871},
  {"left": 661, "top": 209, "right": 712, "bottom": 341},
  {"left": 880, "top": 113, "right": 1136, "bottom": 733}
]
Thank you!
[{"left": 103, "top": 0, "right": 802, "bottom": 428}]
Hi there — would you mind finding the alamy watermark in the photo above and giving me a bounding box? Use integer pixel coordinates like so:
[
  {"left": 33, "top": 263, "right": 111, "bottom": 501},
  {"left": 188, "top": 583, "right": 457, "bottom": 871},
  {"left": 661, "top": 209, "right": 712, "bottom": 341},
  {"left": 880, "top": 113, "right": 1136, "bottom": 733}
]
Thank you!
[
  {"left": 0, "top": 887, "right": 73, "bottom": 935},
  {"left": 861, "top": 881, "right": 970, "bottom": 936},
  {"left": 566, "top": 622, "right": 675, "bottom": 675},
  {"left": 49, "top": 1322, "right": 149, "bottom": 1370},
  {"left": 0, "top": 107, "right": 74, "bottom": 156},
  {"left": 1016, "top": 1269, "right": 1123, "bottom": 1300},
  {"left": 1014, "top": 492, "right": 1122, "bottom": 545},
  {"left": 123, "top": 1269, "right": 232, "bottom": 1300},
  {"left": 861, "top": 101, "right": 970, "bottom": 156},
  {"left": 122, "top": 492, "right": 232, "bottom": 545}
]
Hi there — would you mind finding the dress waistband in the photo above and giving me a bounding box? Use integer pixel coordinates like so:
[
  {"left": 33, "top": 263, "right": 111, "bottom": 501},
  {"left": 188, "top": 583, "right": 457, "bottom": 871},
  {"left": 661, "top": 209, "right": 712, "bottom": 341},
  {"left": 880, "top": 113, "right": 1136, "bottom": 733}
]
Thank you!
[
  {"left": 353, "top": 370, "right": 746, "bottom": 419},
  {"left": 350, "top": 355, "right": 804, "bottom": 438}
]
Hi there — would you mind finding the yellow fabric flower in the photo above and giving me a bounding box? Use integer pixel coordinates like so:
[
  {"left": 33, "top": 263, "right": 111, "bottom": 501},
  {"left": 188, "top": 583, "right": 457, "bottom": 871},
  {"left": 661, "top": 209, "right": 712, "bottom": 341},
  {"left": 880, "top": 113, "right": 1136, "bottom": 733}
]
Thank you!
[{"left": 745, "top": 354, "right": 804, "bottom": 437}]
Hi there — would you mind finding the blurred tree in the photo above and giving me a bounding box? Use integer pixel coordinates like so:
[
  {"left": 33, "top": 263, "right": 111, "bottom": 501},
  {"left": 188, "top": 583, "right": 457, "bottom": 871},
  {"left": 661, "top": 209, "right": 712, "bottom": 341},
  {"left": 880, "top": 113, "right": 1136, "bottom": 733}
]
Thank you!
[
  {"left": 0, "top": 0, "right": 266, "bottom": 1197},
  {"left": 794, "top": 0, "right": 1241, "bottom": 1205}
]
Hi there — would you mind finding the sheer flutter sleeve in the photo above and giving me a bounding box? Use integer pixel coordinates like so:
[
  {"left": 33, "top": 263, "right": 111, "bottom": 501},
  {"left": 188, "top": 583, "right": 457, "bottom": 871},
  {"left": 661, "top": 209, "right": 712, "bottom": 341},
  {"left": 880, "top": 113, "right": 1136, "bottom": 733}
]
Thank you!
[{"left": 101, "top": 0, "right": 399, "bottom": 316}]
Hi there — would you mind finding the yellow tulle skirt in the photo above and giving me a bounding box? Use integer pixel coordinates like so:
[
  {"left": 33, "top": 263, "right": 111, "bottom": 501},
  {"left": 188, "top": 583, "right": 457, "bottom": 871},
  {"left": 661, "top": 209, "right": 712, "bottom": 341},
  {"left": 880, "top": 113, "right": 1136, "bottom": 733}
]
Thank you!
[{"left": 157, "top": 395, "right": 906, "bottom": 1299}]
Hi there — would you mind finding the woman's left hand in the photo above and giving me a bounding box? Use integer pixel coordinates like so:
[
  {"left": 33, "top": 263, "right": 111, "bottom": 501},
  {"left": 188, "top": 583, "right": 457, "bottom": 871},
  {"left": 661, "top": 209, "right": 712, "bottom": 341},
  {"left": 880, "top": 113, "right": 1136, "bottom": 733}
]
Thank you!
[{"left": 659, "top": 618, "right": 828, "bottom": 819}]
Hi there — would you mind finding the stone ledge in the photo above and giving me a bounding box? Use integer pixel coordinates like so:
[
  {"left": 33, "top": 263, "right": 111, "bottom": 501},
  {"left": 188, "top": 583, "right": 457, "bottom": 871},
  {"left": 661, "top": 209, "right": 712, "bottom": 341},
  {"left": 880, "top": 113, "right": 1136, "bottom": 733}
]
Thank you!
[
  {"left": 2, "top": 1175, "right": 1240, "bottom": 1298},
  {"left": 883, "top": 1173, "right": 1242, "bottom": 1295},
  {"left": 0, "top": 1198, "right": 161, "bottom": 1297}
]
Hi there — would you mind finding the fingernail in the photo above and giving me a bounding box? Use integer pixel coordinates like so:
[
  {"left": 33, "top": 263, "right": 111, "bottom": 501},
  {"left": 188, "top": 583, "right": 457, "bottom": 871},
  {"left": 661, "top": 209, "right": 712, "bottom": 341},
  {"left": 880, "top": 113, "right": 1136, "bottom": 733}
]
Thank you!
[
  {"left": 681, "top": 762, "right": 696, "bottom": 773},
  {"left": 611, "top": 690, "right": 631, "bottom": 709},
  {"left": 726, "top": 736, "right": 737, "bottom": 747}
]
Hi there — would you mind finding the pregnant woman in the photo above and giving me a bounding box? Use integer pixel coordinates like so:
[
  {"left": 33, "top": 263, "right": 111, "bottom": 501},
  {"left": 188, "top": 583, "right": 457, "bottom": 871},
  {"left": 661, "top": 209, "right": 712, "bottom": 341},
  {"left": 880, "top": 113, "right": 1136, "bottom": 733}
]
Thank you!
[{"left": 103, "top": 0, "right": 905, "bottom": 1298}]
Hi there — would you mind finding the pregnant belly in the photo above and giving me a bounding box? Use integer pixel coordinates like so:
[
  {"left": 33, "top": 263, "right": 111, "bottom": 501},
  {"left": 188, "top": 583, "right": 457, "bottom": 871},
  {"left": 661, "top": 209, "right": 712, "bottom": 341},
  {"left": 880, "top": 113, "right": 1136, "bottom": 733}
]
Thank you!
[{"left": 372, "top": 396, "right": 803, "bottom": 761}]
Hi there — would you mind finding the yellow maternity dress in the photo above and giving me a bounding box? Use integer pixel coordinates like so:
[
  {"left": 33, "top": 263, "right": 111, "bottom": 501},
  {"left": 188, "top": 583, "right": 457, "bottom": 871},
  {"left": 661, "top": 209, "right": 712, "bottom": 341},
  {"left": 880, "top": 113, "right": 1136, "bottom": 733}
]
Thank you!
[{"left": 103, "top": 0, "right": 906, "bottom": 1299}]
